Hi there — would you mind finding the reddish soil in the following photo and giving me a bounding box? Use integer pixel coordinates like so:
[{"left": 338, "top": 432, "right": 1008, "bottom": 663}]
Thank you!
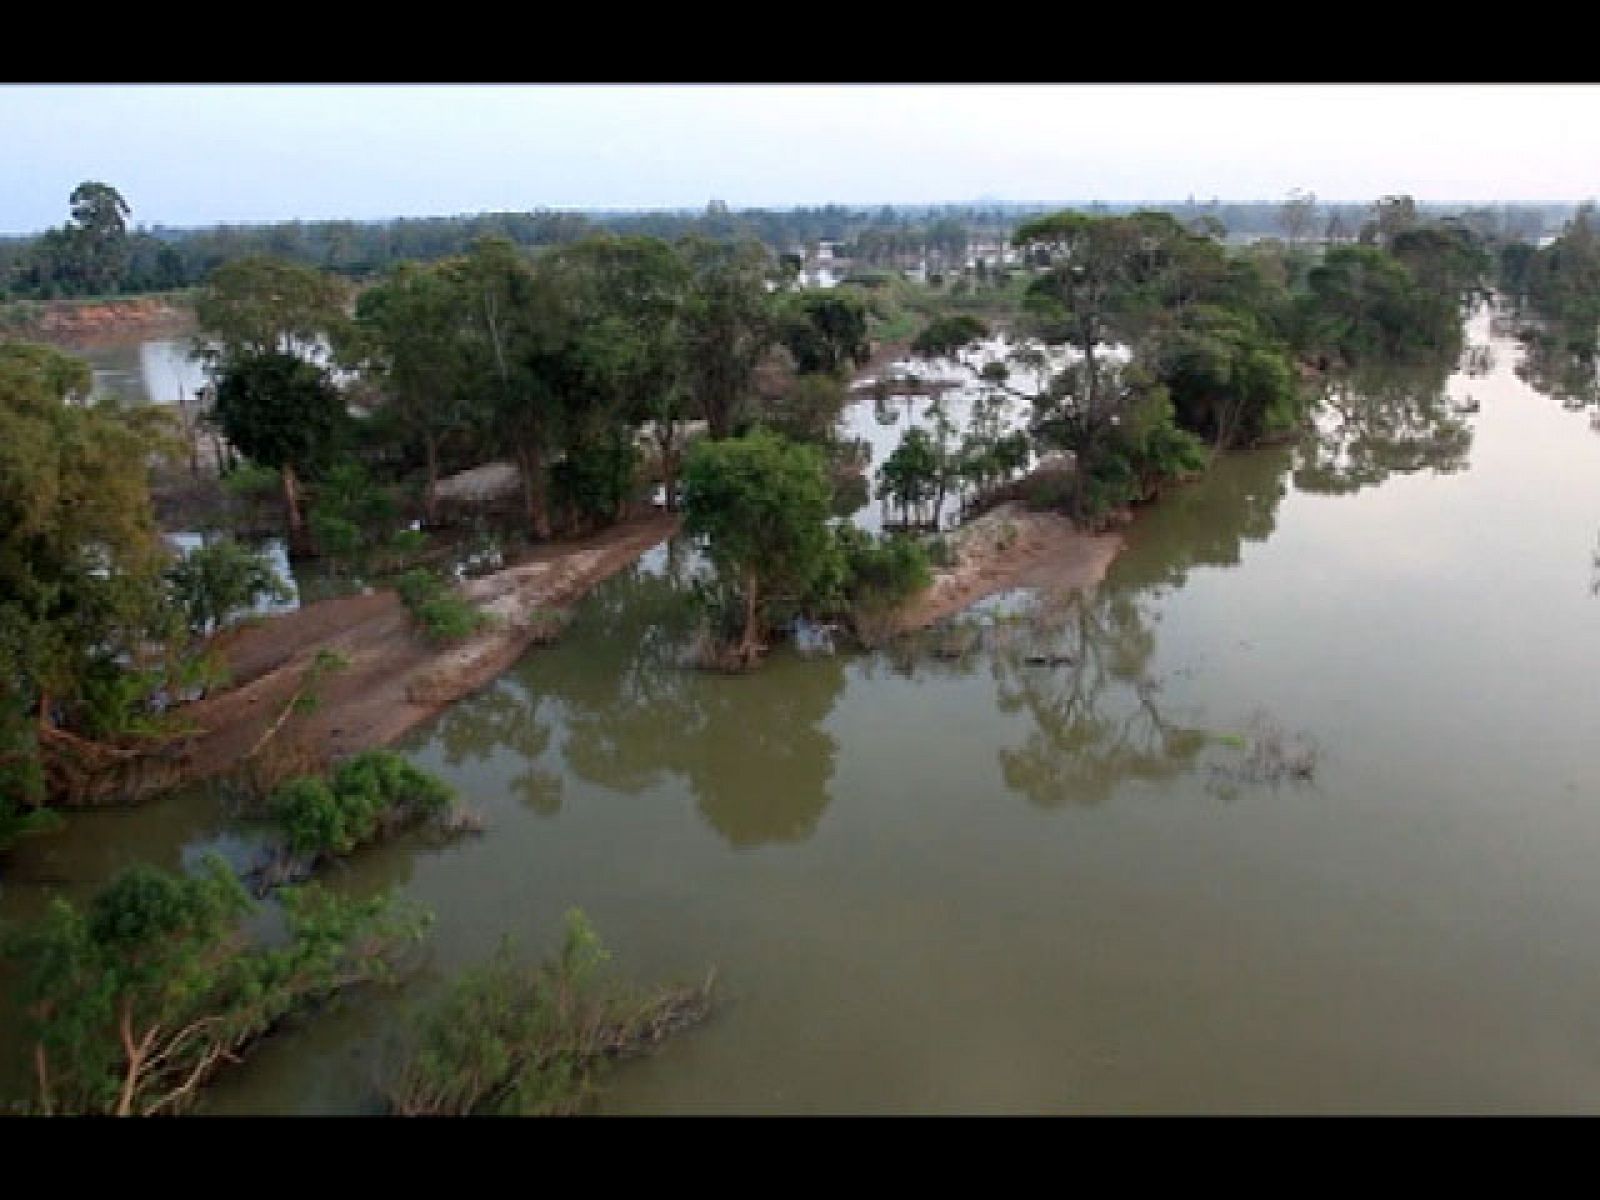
[
  {"left": 14, "top": 296, "right": 195, "bottom": 345},
  {"left": 170, "top": 513, "right": 679, "bottom": 788}
]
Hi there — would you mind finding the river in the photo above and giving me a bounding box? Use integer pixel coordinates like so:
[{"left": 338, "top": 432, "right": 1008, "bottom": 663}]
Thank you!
[{"left": 6, "top": 304, "right": 1600, "bottom": 1112}]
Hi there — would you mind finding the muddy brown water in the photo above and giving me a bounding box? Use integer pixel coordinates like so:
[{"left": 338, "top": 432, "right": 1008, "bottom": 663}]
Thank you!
[{"left": 7, "top": 304, "right": 1600, "bottom": 1113}]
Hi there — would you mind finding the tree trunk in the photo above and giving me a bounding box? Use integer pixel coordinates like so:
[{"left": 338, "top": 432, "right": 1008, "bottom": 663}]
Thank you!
[
  {"left": 282, "top": 463, "right": 313, "bottom": 559},
  {"left": 657, "top": 423, "right": 680, "bottom": 512},
  {"left": 739, "top": 569, "right": 762, "bottom": 663},
  {"left": 516, "top": 444, "right": 551, "bottom": 540},
  {"left": 423, "top": 433, "right": 439, "bottom": 528}
]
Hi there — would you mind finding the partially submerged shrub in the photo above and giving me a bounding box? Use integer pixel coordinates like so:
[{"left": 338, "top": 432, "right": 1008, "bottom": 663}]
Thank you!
[
  {"left": 381, "top": 910, "right": 714, "bottom": 1116},
  {"left": 4, "top": 857, "right": 428, "bottom": 1115},
  {"left": 833, "top": 525, "right": 932, "bottom": 621},
  {"left": 1209, "top": 715, "right": 1320, "bottom": 792},
  {"left": 271, "top": 749, "right": 458, "bottom": 861}
]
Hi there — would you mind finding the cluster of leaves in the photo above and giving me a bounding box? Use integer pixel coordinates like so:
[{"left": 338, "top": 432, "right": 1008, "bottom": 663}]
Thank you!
[
  {"left": 3, "top": 857, "right": 428, "bottom": 1115},
  {"left": 681, "top": 430, "right": 839, "bottom": 656},
  {"left": 911, "top": 313, "right": 989, "bottom": 359},
  {"left": 830, "top": 525, "right": 932, "bottom": 620},
  {"left": 1299, "top": 243, "right": 1465, "bottom": 367},
  {"left": 270, "top": 749, "right": 457, "bottom": 860},
  {"left": 1151, "top": 304, "right": 1304, "bottom": 449},
  {"left": 1521, "top": 205, "right": 1600, "bottom": 356},
  {"left": 381, "top": 910, "right": 713, "bottom": 1116},
  {"left": 164, "top": 536, "right": 291, "bottom": 640},
  {"left": 304, "top": 464, "right": 426, "bottom": 581},
  {"left": 393, "top": 568, "right": 486, "bottom": 644},
  {"left": 0, "top": 342, "right": 190, "bottom": 818}
]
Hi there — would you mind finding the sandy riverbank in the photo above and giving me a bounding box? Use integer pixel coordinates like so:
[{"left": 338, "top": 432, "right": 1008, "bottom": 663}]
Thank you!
[
  {"left": 166, "top": 513, "right": 679, "bottom": 789},
  {"left": 879, "top": 503, "right": 1123, "bottom": 638}
]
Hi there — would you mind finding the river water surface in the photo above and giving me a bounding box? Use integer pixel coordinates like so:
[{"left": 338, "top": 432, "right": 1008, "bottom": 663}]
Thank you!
[{"left": 7, "top": 305, "right": 1600, "bottom": 1113}]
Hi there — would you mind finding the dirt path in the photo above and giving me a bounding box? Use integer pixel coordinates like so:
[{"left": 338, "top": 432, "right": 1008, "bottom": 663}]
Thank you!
[
  {"left": 881, "top": 503, "right": 1123, "bottom": 637},
  {"left": 171, "top": 513, "right": 679, "bottom": 787}
]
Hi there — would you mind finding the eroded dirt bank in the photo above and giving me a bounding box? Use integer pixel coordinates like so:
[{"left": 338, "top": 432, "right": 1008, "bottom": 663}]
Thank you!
[
  {"left": 882, "top": 503, "right": 1123, "bottom": 637},
  {"left": 172, "top": 513, "right": 679, "bottom": 787},
  {"left": 8, "top": 296, "right": 195, "bottom": 345}
]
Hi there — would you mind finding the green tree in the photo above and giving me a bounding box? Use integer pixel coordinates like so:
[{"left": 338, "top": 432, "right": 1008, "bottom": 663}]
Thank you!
[
  {"left": 1361, "top": 194, "right": 1419, "bottom": 248},
  {"left": 1302, "top": 243, "right": 1462, "bottom": 366},
  {"left": 0, "top": 343, "right": 180, "bottom": 814},
  {"left": 681, "top": 430, "right": 839, "bottom": 662},
  {"left": 1524, "top": 205, "right": 1600, "bottom": 350},
  {"left": 5, "top": 858, "right": 428, "bottom": 1115},
  {"left": 165, "top": 536, "right": 291, "bottom": 641},
  {"left": 777, "top": 289, "right": 872, "bottom": 376},
  {"left": 456, "top": 237, "right": 578, "bottom": 539},
  {"left": 679, "top": 237, "right": 775, "bottom": 439},
  {"left": 1278, "top": 187, "right": 1318, "bottom": 252},
  {"left": 194, "top": 256, "right": 351, "bottom": 367},
  {"left": 65, "top": 181, "right": 132, "bottom": 295},
  {"left": 212, "top": 351, "right": 349, "bottom": 556},
  {"left": 1012, "top": 211, "right": 1211, "bottom": 520},
  {"left": 352, "top": 260, "right": 485, "bottom": 525},
  {"left": 552, "top": 235, "right": 692, "bottom": 517},
  {"left": 910, "top": 313, "right": 989, "bottom": 359},
  {"left": 1152, "top": 304, "right": 1303, "bottom": 449},
  {"left": 877, "top": 425, "right": 941, "bottom": 526},
  {"left": 1013, "top": 212, "right": 1152, "bottom": 418},
  {"left": 757, "top": 371, "right": 848, "bottom": 447}
]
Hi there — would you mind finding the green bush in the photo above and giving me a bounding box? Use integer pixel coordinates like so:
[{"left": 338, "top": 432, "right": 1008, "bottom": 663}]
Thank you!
[
  {"left": 165, "top": 536, "right": 291, "bottom": 639},
  {"left": 4, "top": 857, "right": 428, "bottom": 1115},
  {"left": 220, "top": 461, "right": 280, "bottom": 502},
  {"left": 392, "top": 568, "right": 484, "bottom": 644},
  {"left": 271, "top": 750, "right": 457, "bottom": 860},
  {"left": 415, "top": 593, "right": 484, "bottom": 642},
  {"left": 382, "top": 911, "right": 713, "bottom": 1116},
  {"left": 834, "top": 525, "right": 932, "bottom": 618}
]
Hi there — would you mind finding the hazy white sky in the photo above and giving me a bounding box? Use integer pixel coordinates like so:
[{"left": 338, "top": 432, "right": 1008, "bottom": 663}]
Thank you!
[{"left": 3, "top": 84, "right": 1598, "bottom": 234}]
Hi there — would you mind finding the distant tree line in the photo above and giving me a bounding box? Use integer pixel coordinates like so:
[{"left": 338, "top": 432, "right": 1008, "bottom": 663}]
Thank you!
[{"left": 0, "top": 182, "right": 1568, "bottom": 303}]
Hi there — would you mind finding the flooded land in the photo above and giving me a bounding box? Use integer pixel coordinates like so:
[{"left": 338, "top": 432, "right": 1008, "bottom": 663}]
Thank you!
[{"left": 8, "top": 303, "right": 1600, "bottom": 1112}]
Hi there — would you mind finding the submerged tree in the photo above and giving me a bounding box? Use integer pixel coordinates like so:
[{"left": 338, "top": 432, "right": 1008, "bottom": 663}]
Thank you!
[
  {"left": 5, "top": 858, "right": 428, "bottom": 1115},
  {"left": 680, "top": 430, "right": 838, "bottom": 664}
]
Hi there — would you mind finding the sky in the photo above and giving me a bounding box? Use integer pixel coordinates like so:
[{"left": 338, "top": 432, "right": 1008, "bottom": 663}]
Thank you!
[{"left": 3, "top": 84, "right": 1599, "bottom": 235}]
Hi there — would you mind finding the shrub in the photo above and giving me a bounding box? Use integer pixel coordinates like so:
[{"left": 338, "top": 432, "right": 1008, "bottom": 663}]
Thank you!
[
  {"left": 165, "top": 536, "right": 291, "bottom": 639},
  {"left": 4, "top": 857, "right": 428, "bottom": 1115},
  {"left": 833, "top": 525, "right": 932, "bottom": 619},
  {"left": 270, "top": 749, "right": 457, "bottom": 860},
  {"left": 415, "top": 593, "right": 485, "bottom": 643},
  {"left": 392, "top": 568, "right": 484, "bottom": 644},
  {"left": 381, "top": 910, "right": 713, "bottom": 1116}
]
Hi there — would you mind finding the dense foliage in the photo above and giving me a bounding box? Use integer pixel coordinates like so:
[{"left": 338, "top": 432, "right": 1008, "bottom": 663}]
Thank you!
[
  {"left": 0, "top": 343, "right": 184, "bottom": 819},
  {"left": 681, "top": 430, "right": 839, "bottom": 659},
  {"left": 270, "top": 749, "right": 457, "bottom": 860},
  {"left": 4, "top": 858, "right": 427, "bottom": 1114},
  {"left": 165, "top": 536, "right": 290, "bottom": 640}
]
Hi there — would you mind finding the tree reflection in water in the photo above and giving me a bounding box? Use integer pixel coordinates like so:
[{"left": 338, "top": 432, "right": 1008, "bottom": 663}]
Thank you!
[
  {"left": 1515, "top": 326, "right": 1600, "bottom": 417},
  {"left": 533, "top": 550, "right": 847, "bottom": 848},
  {"left": 1293, "top": 355, "right": 1473, "bottom": 496},
  {"left": 992, "top": 587, "right": 1209, "bottom": 807}
]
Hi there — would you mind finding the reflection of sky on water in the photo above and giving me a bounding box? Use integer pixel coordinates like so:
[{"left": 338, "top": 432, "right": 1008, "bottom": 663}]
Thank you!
[{"left": 840, "top": 333, "right": 1130, "bottom": 531}]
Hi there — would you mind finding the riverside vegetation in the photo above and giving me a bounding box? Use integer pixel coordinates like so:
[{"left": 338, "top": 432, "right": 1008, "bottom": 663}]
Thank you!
[{"left": 5, "top": 182, "right": 1586, "bottom": 1114}]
